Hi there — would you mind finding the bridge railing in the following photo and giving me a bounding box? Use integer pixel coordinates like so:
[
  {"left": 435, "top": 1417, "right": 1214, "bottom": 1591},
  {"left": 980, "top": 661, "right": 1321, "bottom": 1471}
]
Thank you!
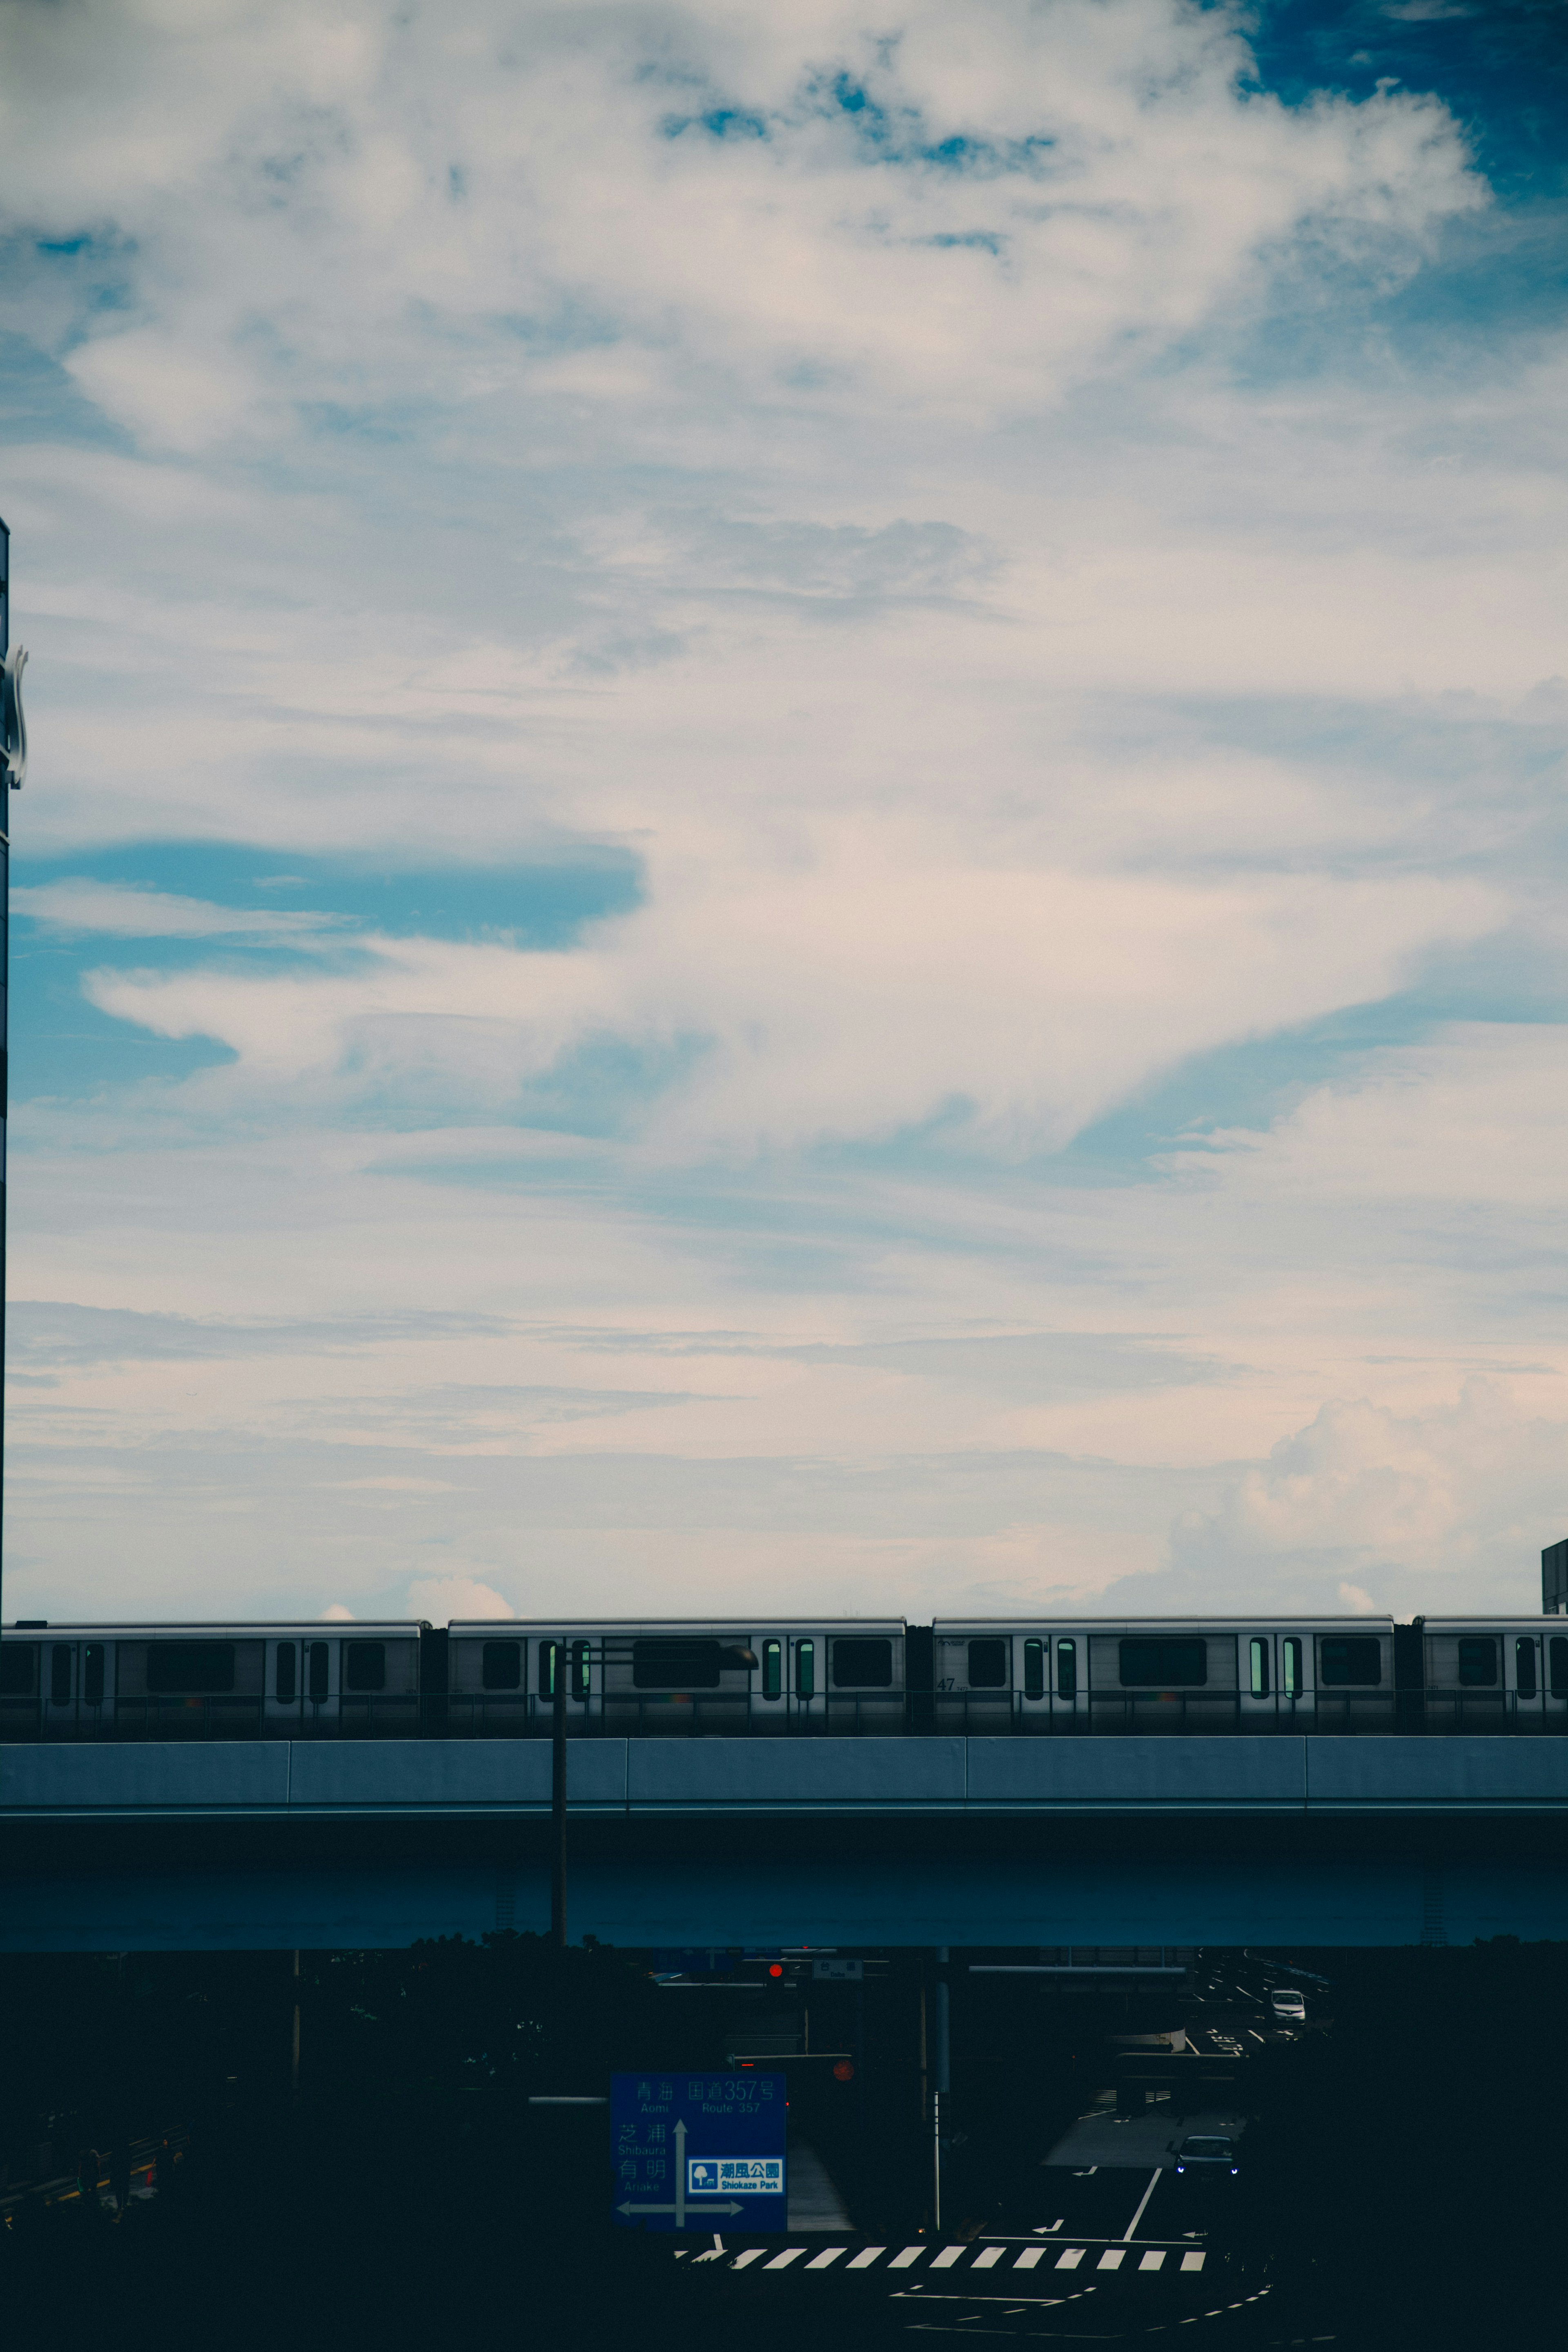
[{"left": 4, "top": 1686, "right": 1563, "bottom": 1740}]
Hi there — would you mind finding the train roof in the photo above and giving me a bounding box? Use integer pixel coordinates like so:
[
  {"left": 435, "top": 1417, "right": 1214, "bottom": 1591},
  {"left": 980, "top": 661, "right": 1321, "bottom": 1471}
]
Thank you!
[
  {"left": 1, "top": 1620, "right": 427, "bottom": 1637},
  {"left": 446, "top": 1616, "right": 906, "bottom": 1635}
]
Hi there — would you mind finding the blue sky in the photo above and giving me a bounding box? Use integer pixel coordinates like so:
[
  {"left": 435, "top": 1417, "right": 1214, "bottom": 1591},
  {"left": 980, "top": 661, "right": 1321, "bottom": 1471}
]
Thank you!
[{"left": 2, "top": 0, "right": 1567, "bottom": 1625}]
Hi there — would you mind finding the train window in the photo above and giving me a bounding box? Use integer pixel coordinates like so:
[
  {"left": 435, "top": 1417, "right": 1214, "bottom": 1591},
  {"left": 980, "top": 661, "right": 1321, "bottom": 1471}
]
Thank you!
[
  {"left": 571, "top": 1640, "right": 591, "bottom": 1702},
  {"left": 1551, "top": 1637, "right": 1568, "bottom": 1700},
  {"left": 1516, "top": 1638, "right": 1537, "bottom": 1699},
  {"left": 50, "top": 1644, "right": 72, "bottom": 1705},
  {"left": 276, "top": 1643, "right": 297, "bottom": 1704},
  {"left": 84, "top": 1646, "right": 105, "bottom": 1706},
  {"left": 344, "top": 1642, "right": 386, "bottom": 1693},
  {"left": 1320, "top": 1637, "right": 1381, "bottom": 1688},
  {"left": 1249, "top": 1639, "right": 1270, "bottom": 1699},
  {"left": 762, "top": 1639, "right": 782, "bottom": 1701},
  {"left": 1023, "top": 1639, "right": 1045, "bottom": 1700},
  {"left": 0, "top": 1644, "right": 37, "bottom": 1696},
  {"left": 795, "top": 1639, "right": 815, "bottom": 1701},
  {"left": 1119, "top": 1639, "right": 1206, "bottom": 1688},
  {"left": 147, "top": 1642, "right": 236, "bottom": 1695},
  {"left": 482, "top": 1641, "right": 521, "bottom": 1691},
  {"left": 307, "top": 1642, "right": 329, "bottom": 1703},
  {"left": 832, "top": 1638, "right": 894, "bottom": 1689},
  {"left": 633, "top": 1639, "right": 723, "bottom": 1689},
  {"left": 968, "top": 1638, "right": 1008, "bottom": 1690},
  {"left": 1457, "top": 1637, "right": 1496, "bottom": 1688},
  {"left": 1283, "top": 1639, "right": 1302, "bottom": 1699},
  {"left": 1056, "top": 1639, "right": 1077, "bottom": 1702},
  {"left": 539, "top": 1641, "right": 558, "bottom": 1699}
]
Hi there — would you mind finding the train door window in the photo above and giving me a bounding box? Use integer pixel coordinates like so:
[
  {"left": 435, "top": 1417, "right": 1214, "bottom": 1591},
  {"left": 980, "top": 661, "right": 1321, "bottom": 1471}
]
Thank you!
[
  {"left": 1457, "top": 1637, "right": 1496, "bottom": 1688},
  {"left": 968, "top": 1638, "right": 1008, "bottom": 1690},
  {"left": 1023, "top": 1639, "right": 1045, "bottom": 1700},
  {"left": 307, "top": 1642, "right": 329, "bottom": 1703},
  {"left": 1320, "top": 1637, "right": 1381, "bottom": 1687},
  {"left": 1515, "top": 1638, "right": 1537, "bottom": 1699},
  {"left": 83, "top": 1646, "right": 105, "bottom": 1707},
  {"left": 49, "top": 1644, "right": 72, "bottom": 1705},
  {"left": 276, "top": 1643, "right": 297, "bottom": 1704},
  {"left": 1550, "top": 1637, "right": 1568, "bottom": 1699},
  {"left": 482, "top": 1641, "right": 521, "bottom": 1691},
  {"left": 1249, "top": 1639, "right": 1270, "bottom": 1699},
  {"left": 831, "top": 1638, "right": 893, "bottom": 1688},
  {"left": 539, "top": 1640, "right": 558, "bottom": 1699},
  {"left": 795, "top": 1639, "right": 815, "bottom": 1701},
  {"left": 0, "top": 1644, "right": 37, "bottom": 1697},
  {"left": 570, "top": 1640, "right": 591, "bottom": 1702},
  {"left": 762, "top": 1639, "right": 782, "bottom": 1701},
  {"left": 1056, "top": 1639, "right": 1077, "bottom": 1701},
  {"left": 1283, "top": 1639, "right": 1302, "bottom": 1699},
  {"left": 344, "top": 1642, "right": 386, "bottom": 1693}
]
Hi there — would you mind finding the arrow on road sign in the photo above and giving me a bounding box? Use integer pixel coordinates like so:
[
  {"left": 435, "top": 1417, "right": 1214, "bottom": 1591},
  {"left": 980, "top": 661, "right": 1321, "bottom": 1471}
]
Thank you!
[{"left": 617, "top": 2201, "right": 744, "bottom": 2217}]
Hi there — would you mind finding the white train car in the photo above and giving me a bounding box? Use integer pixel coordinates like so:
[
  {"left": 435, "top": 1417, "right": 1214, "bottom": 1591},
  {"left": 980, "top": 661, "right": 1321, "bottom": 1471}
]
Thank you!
[
  {"left": 930, "top": 1617, "right": 1399, "bottom": 1733},
  {"left": 0, "top": 1621, "right": 425, "bottom": 1740},
  {"left": 1419, "top": 1617, "right": 1568, "bottom": 1731},
  {"left": 445, "top": 1617, "right": 907, "bottom": 1735}
]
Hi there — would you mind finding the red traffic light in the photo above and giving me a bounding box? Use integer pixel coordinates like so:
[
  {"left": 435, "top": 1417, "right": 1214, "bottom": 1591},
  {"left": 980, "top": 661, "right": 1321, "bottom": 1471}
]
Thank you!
[
  {"left": 768, "top": 1963, "right": 784, "bottom": 1978},
  {"left": 832, "top": 2059, "right": 855, "bottom": 2082}
]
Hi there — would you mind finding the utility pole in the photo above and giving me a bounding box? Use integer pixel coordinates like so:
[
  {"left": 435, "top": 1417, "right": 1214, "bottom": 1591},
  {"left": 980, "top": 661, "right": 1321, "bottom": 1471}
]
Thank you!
[
  {"left": 0, "top": 518, "right": 29, "bottom": 1621},
  {"left": 550, "top": 1640, "right": 567, "bottom": 1953}
]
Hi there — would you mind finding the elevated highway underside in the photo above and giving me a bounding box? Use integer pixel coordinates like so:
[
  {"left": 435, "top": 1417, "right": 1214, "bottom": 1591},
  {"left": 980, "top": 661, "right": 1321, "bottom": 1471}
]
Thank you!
[{"left": 4, "top": 1735, "right": 1568, "bottom": 1950}]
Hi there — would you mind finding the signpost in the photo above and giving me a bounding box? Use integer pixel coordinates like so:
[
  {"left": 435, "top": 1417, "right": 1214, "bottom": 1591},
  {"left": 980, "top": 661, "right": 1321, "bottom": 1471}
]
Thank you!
[{"left": 611, "top": 2070, "right": 786, "bottom": 2231}]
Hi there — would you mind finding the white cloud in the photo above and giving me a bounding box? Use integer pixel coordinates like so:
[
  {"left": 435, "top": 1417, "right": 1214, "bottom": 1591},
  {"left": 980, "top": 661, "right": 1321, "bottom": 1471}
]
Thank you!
[
  {"left": 16, "top": 880, "right": 346, "bottom": 940},
  {"left": 406, "top": 1574, "right": 514, "bottom": 1621},
  {"left": 320, "top": 1601, "right": 356, "bottom": 1619}
]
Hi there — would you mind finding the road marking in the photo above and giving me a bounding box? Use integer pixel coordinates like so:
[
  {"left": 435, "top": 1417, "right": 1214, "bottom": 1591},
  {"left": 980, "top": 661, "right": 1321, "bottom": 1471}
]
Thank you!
[
  {"left": 1097, "top": 2250, "right": 1126, "bottom": 2271},
  {"left": 1123, "top": 2169, "right": 1164, "bottom": 2240},
  {"left": 1180, "top": 2251, "right": 1206, "bottom": 2272},
  {"left": 1015, "top": 2249, "right": 1044, "bottom": 2269},
  {"left": 731, "top": 2250, "right": 766, "bottom": 2269},
  {"left": 1139, "top": 2251, "right": 1166, "bottom": 2272},
  {"left": 846, "top": 2247, "right": 886, "bottom": 2269},
  {"left": 972, "top": 2247, "right": 1005, "bottom": 2269},
  {"left": 889, "top": 2246, "right": 925, "bottom": 2268},
  {"left": 764, "top": 2249, "right": 805, "bottom": 2269},
  {"left": 1056, "top": 2248, "right": 1085, "bottom": 2269},
  {"left": 806, "top": 2247, "right": 845, "bottom": 2269},
  {"left": 932, "top": 2248, "right": 965, "bottom": 2268}
]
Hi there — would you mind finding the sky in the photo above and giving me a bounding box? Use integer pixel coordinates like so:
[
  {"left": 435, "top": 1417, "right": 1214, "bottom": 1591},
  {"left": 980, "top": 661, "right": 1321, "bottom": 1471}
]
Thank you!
[{"left": 1, "top": 0, "right": 1566, "bottom": 1629}]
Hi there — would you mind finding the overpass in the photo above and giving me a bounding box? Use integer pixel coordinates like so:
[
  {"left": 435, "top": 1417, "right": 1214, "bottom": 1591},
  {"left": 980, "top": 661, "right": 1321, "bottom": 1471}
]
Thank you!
[{"left": 5, "top": 1735, "right": 1568, "bottom": 1951}]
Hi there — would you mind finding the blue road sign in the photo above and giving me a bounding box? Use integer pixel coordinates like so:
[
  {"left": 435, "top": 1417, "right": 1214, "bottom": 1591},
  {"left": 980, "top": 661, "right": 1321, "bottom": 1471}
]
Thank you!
[{"left": 610, "top": 2070, "right": 787, "bottom": 2231}]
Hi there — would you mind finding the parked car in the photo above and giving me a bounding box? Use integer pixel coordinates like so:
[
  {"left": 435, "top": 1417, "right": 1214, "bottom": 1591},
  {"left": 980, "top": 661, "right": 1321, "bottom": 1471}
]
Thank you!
[{"left": 1173, "top": 2134, "right": 1240, "bottom": 2178}]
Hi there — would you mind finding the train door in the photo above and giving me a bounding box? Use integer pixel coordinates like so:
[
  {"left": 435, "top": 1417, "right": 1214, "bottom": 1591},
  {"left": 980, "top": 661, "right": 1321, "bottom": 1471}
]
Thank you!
[
  {"left": 1240, "top": 1633, "right": 1278, "bottom": 1728},
  {"left": 41, "top": 1638, "right": 78, "bottom": 1738},
  {"left": 266, "top": 1637, "right": 306, "bottom": 1731},
  {"left": 790, "top": 1630, "right": 824, "bottom": 1726},
  {"left": 1040, "top": 1631, "right": 1087, "bottom": 1731},
  {"left": 1548, "top": 1630, "right": 1568, "bottom": 1726},
  {"left": 1508, "top": 1630, "right": 1545, "bottom": 1728}
]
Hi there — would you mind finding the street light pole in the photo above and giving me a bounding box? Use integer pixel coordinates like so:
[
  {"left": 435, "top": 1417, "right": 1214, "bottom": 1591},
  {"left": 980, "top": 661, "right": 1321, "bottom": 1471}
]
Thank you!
[
  {"left": 0, "top": 517, "right": 29, "bottom": 1622},
  {"left": 550, "top": 1641, "right": 567, "bottom": 1953}
]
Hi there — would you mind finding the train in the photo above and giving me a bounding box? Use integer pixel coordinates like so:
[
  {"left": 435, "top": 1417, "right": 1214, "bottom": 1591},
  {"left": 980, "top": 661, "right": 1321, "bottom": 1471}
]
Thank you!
[{"left": 4, "top": 1610, "right": 1567, "bottom": 1739}]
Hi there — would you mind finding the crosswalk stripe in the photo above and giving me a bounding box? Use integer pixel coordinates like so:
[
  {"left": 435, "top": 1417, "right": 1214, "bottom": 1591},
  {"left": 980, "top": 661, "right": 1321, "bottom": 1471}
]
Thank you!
[
  {"left": 1014, "top": 2249, "right": 1044, "bottom": 2270},
  {"left": 931, "top": 2247, "right": 965, "bottom": 2269},
  {"left": 1056, "top": 2248, "right": 1085, "bottom": 2269},
  {"left": 731, "top": 2250, "right": 765, "bottom": 2269},
  {"left": 888, "top": 2247, "right": 924, "bottom": 2269},
  {"left": 846, "top": 2248, "right": 886, "bottom": 2269},
  {"left": 1139, "top": 2250, "right": 1166, "bottom": 2271},
  {"left": 1180, "top": 2251, "right": 1206, "bottom": 2272},
  {"left": 764, "top": 2250, "right": 805, "bottom": 2269},
  {"left": 972, "top": 2247, "right": 1005, "bottom": 2269},
  {"left": 1097, "top": 2249, "right": 1125, "bottom": 2271},
  {"left": 806, "top": 2248, "right": 845, "bottom": 2269}
]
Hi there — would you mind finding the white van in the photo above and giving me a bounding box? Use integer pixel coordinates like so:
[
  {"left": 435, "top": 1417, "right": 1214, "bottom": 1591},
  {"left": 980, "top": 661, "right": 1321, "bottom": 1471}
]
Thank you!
[{"left": 1269, "top": 1988, "right": 1306, "bottom": 2023}]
